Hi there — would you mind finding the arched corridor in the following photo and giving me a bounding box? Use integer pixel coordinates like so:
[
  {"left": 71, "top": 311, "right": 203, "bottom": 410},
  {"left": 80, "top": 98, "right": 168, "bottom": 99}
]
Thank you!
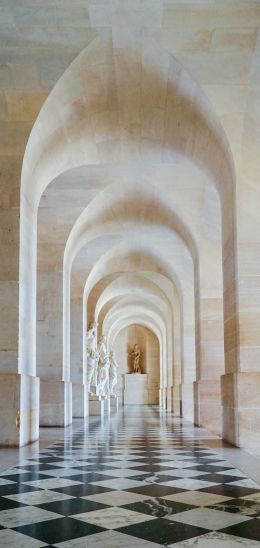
[
  {"left": 17, "top": 33, "right": 235, "bottom": 446},
  {"left": 1, "top": 0, "right": 260, "bottom": 545}
]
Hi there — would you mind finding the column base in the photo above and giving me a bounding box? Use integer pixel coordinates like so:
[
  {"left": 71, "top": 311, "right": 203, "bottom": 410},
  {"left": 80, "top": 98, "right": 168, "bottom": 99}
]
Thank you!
[
  {"left": 194, "top": 379, "right": 222, "bottom": 436},
  {"left": 40, "top": 380, "right": 72, "bottom": 427},
  {"left": 221, "top": 372, "right": 260, "bottom": 450},
  {"left": 89, "top": 398, "right": 104, "bottom": 416},
  {"left": 172, "top": 384, "right": 181, "bottom": 416},
  {"left": 104, "top": 397, "right": 110, "bottom": 415},
  {"left": 159, "top": 388, "right": 167, "bottom": 409},
  {"left": 72, "top": 383, "right": 88, "bottom": 418},
  {"left": 180, "top": 383, "right": 194, "bottom": 421},
  {"left": 110, "top": 396, "right": 119, "bottom": 412},
  {"left": 166, "top": 387, "right": 173, "bottom": 412},
  {"left": 0, "top": 373, "right": 39, "bottom": 447}
]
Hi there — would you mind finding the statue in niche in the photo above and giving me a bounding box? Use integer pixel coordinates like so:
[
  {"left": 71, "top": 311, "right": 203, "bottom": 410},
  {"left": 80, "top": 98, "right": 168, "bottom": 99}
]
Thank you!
[
  {"left": 109, "top": 351, "right": 118, "bottom": 396},
  {"left": 97, "top": 335, "right": 110, "bottom": 396},
  {"left": 15, "top": 410, "right": 20, "bottom": 430},
  {"left": 132, "top": 343, "right": 142, "bottom": 373},
  {"left": 86, "top": 321, "right": 99, "bottom": 395}
]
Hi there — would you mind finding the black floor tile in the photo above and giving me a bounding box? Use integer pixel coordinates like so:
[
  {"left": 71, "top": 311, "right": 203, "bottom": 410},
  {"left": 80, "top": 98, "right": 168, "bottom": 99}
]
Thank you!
[
  {"left": 0, "top": 484, "right": 41, "bottom": 496},
  {"left": 117, "top": 517, "right": 208, "bottom": 545},
  {"left": 131, "top": 464, "right": 178, "bottom": 472},
  {"left": 188, "top": 464, "right": 235, "bottom": 473},
  {"left": 199, "top": 484, "right": 260, "bottom": 498},
  {"left": 189, "top": 458, "right": 221, "bottom": 465},
  {"left": 0, "top": 497, "right": 27, "bottom": 510},
  {"left": 17, "top": 463, "right": 64, "bottom": 472},
  {"left": 221, "top": 518, "right": 260, "bottom": 542},
  {"left": 30, "top": 457, "right": 64, "bottom": 463},
  {"left": 126, "top": 484, "right": 185, "bottom": 497},
  {"left": 201, "top": 473, "right": 245, "bottom": 484},
  {"left": 209, "top": 498, "right": 260, "bottom": 517},
  {"left": 71, "top": 473, "right": 118, "bottom": 483},
  {"left": 122, "top": 497, "right": 196, "bottom": 518},
  {"left": 2, "top": 472, "right": 53, "bottom": 482},
  {"left": 14, "top": 517, "right": 106, "bottom": 544},
  {"left": 128, "top": 474, "right": 161, "bottom": 482},
  {"left": 38, "top": 497, "right": 109, "bottom": 515},
  {"left": 52, "top": 483, "right": 114, "bottom": 497},
  {"left": 73, "top": 465, "right": 113, "bottom": 472}
]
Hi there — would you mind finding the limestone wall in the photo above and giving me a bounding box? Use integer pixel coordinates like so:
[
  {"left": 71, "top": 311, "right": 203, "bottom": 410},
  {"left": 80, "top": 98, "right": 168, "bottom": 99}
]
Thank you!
[{"left": 0, "top": 0, "right": 260, "bottom": 449}]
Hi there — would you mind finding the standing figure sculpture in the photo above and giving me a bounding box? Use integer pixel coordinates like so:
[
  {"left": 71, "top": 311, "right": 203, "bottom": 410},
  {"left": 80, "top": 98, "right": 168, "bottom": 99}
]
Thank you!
[
  {"left": 86, "top": 321, "right": 99, "bottom": 395},
  {"left": 97, "top": 335, "right": 110, "bottom": 396},
  {"left": 132, "top": 343, "right": 142, "bottom": 373},
  {"left": 109, "top": 351, "right": 118, "bottom": 396}
]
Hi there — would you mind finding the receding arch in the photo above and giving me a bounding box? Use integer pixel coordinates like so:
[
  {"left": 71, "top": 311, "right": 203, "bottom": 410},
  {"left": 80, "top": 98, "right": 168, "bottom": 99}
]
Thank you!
[
  {"left": 18, "top": 29, "right": 238, "bottom": 446},
  {"left": 95, "top": 274, "right": 173, "bottom": 324},
  {"left": 102, "top": 296, "right": 171, "bottom": 389},
  {"left": 107, "top": 310, "right": 165, "bottom": 386},
  {"left": 19, "top": 31, "right": 236, "bottom": 382}
]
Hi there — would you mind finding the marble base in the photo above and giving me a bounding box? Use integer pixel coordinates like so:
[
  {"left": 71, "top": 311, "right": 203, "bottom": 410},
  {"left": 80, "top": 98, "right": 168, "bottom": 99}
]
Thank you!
[
  {"left": 72, "top": 383, "right": 87, "bottom": 418},
  {"left": 222, "top": 372, "right": 260, "bottom": 450},
  {"left": 194, "top": 379, "right": 222, "bottom": 436},
  {"left": 0, "top": 373, "right": 39, "bottom": 447},
  {"left": 110, "top": 396, "right": 119, "bottom": 412},
  {"left": 104, "top": 397, "right": 110, "bottom": 414},
  {"left": 166, "top": 386, "right": 173, "bottom": 411},
  {"left": 181, "top": 382, "right": 194, "bottom": 421},
  {"left": 40, "top": 380, "right": 72, "bottom": 427},
  {"left": 159, "top": 387, "right": 167, "bottom": 409},
  {"left": 172, "top": 384, "right": 181, "bottom": 416},
  {"left": 124, "top": 373, "right": 148, "bottom": 405},
  {"left": 89, "top": 398, "right": 104, "bottom": 416}
]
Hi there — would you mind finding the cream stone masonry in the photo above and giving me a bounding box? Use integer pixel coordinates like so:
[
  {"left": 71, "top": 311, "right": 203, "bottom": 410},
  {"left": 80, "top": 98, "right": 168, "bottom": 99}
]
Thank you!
[{"left": 0, "top": 0, "right": 259, "bottom": 453}]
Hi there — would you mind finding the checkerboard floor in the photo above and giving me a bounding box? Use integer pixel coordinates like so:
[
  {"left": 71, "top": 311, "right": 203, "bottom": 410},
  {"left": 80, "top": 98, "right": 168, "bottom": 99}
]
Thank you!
[{"left": 0, "top": 406, "right": 260, "bottom": 547}]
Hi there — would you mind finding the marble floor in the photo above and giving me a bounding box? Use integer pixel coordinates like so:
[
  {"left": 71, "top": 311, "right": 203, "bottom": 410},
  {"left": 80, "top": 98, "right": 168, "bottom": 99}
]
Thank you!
[{"left": 0, "top": 407, "right": 260, "bottom": 547}]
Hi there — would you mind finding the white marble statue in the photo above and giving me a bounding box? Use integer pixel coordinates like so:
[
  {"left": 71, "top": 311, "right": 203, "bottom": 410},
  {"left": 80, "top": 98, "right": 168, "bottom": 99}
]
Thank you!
[
  {"left": 97, "top": 335, "right": 110, "bottom": 396},
  {"left": 86, "top": 321, "right": 99, "bottom": 395},
  {"left": 109, "top": 351, "right": 118, "bottom": 396}
]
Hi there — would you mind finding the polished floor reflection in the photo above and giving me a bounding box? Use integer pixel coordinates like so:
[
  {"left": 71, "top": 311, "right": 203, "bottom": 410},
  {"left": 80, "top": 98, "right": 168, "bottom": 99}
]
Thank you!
[{"left": 0, "top": 407, "right": 260, "bottom": 546}]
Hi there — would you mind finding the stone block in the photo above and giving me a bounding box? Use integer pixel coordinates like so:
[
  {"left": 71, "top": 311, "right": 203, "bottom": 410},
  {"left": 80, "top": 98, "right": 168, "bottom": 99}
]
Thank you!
[
  {"left": 40, "top": 379, "right": 72, "bottom": 427},
  {"left": 194, "top": 379, "right": 222, "bottom": 436},
  {"left": 0, "top": 373, "right": 39, "bottom": 446},
  {"left": 110, "top": 396, "right": 119, "bottom": 412},
  {"left": 72, "top": 383, "right": 87, "bottom": 418},
  {"left": 221, "top": 372, "right": 260, "bottom": 450},
  {"left": 124, "top": 373, "right": 148, "bottom": 405},
  {"left": 89, "top": 398, "right": 104, "bottom": 416},
  {"left": 181, "top": 383, "right": 194, "bottom": 421}
]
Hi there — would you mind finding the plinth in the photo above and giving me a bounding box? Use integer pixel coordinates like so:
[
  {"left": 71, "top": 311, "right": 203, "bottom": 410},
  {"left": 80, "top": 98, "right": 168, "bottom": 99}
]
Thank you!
[
  {"left": 124, "top": 373, "right": 148, "bottom": 405},
  {"left": 89, "top": 395, "right": 104, "bottom": 416},
  {"left": 110, "top": 395, "right": 119, "bottom": 412},
  {"left": 104, "top": 397, "right": 110, "bottom": 414}
]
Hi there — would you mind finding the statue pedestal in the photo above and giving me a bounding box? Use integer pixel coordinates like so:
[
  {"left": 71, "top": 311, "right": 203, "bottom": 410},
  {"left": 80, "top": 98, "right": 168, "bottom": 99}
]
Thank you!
[
  {"left": 104, "top": 397, "right": 110, "bottom": 415},
  {"left": 110, "top": 395, "right": 119, "bottom": 412},
  {"left": 124, "top": 374, "right": 148, "bottom": 405},
  {"left": 89, "top": 396, "right": 104, "bottom": 416}
]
